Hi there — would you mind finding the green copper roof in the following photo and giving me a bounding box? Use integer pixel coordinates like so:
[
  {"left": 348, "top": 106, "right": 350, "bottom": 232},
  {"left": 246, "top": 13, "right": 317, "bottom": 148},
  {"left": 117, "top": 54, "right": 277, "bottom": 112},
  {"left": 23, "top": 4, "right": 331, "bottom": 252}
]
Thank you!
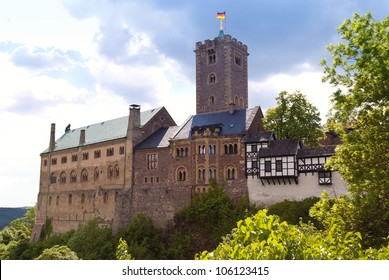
[{"left": 42, "top": 107, "right": 163, "bottom": 153}]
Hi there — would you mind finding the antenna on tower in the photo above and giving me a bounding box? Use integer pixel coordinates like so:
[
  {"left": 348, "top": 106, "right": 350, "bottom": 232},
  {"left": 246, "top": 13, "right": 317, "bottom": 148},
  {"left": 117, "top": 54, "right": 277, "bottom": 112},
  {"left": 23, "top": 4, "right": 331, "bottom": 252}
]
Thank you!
[{"left": 216, "top": 11, "right": 226, "bottom": 38}]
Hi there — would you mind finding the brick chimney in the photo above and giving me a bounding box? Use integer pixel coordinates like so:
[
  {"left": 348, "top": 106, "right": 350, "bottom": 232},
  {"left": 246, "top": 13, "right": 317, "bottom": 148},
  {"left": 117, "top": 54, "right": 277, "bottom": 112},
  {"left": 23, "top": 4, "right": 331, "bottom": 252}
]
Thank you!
[
  {"left": 49, "top": 123, "right": 56, "bottom": 152},
  {"left": 127, "top": 104, "right": 141, "bottom": 140},
  {"left": 79, "top": 129, "right": 86, "bottom": 145}
]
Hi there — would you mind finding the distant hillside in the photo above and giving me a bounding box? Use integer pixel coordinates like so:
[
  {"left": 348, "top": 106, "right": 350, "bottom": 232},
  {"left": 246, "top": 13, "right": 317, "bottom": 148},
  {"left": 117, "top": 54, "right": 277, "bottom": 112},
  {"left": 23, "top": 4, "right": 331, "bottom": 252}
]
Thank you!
[{"left": 0, "top": 207, "right": 29, "bottom": 230}]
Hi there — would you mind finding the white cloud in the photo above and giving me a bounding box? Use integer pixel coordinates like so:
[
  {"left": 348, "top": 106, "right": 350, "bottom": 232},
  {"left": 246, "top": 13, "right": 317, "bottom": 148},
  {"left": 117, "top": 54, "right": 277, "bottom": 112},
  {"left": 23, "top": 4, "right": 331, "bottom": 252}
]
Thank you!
[{"left": 249, "top": 64, "right": 337, "bottom": 122}]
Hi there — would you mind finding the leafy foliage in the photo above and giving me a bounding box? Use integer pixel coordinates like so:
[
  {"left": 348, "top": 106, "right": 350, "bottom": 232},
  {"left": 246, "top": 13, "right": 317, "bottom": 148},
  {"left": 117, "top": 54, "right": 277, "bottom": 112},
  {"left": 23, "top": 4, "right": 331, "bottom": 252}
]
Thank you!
[
  {"left": 263, "top": 91, "right": 323, "bottom": 146},
  {"left": 321, "top": 13, "right": 389, "bottom": 247},
  {"left": 66, "top": 219, "right": 115, "bottom": 260},
  {"left": 35, "top": 245, "right": 79, "bottom": 260},
  {"left": 197, "top": 194, "right": 389, "bottom": 260}
]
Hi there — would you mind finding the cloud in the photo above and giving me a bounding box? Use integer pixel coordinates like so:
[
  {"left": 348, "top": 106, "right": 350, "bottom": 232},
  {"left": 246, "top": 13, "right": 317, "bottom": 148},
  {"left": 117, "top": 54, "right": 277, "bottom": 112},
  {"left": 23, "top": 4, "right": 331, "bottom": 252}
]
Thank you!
[{"left": 11, "top": 46, "right": 75, "bottom": 71}]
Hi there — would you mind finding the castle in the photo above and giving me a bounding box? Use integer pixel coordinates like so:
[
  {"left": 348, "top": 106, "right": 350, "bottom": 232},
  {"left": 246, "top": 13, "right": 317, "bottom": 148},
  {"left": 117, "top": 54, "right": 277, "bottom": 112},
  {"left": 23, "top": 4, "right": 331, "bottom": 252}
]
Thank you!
[{"left": 31, "top": 24, "right": 347, "bottom": 240}]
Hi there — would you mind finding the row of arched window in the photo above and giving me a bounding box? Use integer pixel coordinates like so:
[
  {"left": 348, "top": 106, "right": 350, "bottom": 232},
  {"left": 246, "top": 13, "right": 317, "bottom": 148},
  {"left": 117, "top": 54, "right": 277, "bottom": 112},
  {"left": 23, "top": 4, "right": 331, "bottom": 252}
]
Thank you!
[
  {"left": 51, "top": 165, "right": 120, "bottom": 184},
  {"left": 47, "top": 191, "right": 118, "bottom": 206},
  {"left": 177, "top": 166, "right": 237, "bottom": 182}
]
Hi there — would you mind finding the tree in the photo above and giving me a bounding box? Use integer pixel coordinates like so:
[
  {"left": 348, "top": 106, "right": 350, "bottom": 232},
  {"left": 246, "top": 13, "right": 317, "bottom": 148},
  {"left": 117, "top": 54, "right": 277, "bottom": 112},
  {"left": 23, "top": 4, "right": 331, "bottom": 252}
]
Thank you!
[
  {"left": 321, "top": 13, "right": 389, "bottom": 247},
  {"left": 263, "top": 91, "right": 323, "bottom": 146},
  {"left": 196, "top": 194, "right": 389, "bottom": 260},
  {"left": 66, "top": 219, "right": 115, "bottom": 260},
  {"left": 35, "top": 245, "right": 79, "bottom": 260}
]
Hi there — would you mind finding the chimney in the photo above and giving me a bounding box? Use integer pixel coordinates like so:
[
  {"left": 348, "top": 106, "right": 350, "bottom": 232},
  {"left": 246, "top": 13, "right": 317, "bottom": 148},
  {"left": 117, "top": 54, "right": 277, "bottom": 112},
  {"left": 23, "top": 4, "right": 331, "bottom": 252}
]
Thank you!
[
  {"left": 228, "top": 103, "right": 236, "bottom": 115},
  {"left": 79, "top": 129, "right": 86, "bottom": 145},
  {"left": 49, "top": 123, "right": 56, "bottom": 152},
  {"left": 128, "top": 104, "right": 141, "bottom": 139}
]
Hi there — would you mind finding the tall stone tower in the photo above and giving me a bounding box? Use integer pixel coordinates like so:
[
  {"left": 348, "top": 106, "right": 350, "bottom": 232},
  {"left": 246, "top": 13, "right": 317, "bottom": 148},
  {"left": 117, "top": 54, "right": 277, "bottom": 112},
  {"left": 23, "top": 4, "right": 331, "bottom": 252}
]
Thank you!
[{"left": 195, "top": 25, "right": 249, "bottom": 114}]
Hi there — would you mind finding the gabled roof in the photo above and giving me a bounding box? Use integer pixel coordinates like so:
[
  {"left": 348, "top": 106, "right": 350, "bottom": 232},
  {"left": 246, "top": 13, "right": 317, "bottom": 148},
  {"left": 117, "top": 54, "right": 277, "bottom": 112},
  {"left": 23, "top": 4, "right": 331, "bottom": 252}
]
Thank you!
[
  {"left": 245, "top": 131, "right": 274, "bottom": 143},
  {"left": 135, "top": 126, "right": 181, "bottom": 149},
  {"left": 42, "top": 107, "right": 163, "bottom": 153},
  {"left": 173, "top": 108, "right": 256, "bottom": 140},
  {"left": 258, "top": 139, "right": 300, "bottom": 157}
]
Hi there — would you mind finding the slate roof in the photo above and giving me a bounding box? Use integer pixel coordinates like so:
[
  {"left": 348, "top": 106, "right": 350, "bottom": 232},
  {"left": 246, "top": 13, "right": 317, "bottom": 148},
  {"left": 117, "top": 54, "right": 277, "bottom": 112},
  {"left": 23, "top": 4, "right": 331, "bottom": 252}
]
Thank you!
[
  {"left": 42, "top": 107, "right": 163, "bottom": 153},
  {"left": 173, "top": 108, "right": 258, "bottom": 140},
  {"left": 135, "top": 126, "right": 181, "bottom": 149},
  {"left": 245, "top": 131, "right": 274, "bottom": 143},
  {"left": 258, "top": 139, "right": 300, "bottom": 157},
  {"left": 297, "top": 145, "right": 336, "bottom": 158}
]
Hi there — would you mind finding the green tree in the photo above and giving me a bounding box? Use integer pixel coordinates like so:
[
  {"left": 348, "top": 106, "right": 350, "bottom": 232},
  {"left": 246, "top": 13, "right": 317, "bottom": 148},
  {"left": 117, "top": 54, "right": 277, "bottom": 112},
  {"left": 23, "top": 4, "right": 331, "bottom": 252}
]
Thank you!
[
  {"left": 197, "top": 194, "right": 389, "bottom": 260},
  {"left": 35, "top": 245, "right": 79, "bottom": 260},
  {"left": 0, "top": 207, "right": 35, "bottom": 259},
  {"left": 263, "top": 91, "right": 323, "bottom": 146},
  {"left": 119, "top": 214, "right": 165, "bottom": 260},
  {"left": 321, "top": 13, "right": 389, "bottom": 247},
  {"left": 66, "top": 219, "right": 115, "bottom": 260}
]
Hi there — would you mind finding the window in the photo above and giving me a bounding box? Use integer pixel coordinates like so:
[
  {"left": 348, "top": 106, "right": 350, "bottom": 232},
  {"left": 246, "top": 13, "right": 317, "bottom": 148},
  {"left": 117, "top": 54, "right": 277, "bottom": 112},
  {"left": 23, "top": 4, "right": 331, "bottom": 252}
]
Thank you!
[
  {"left": 319, "top": 171, "right": 332, "bottom": 185},
  {"left": 208, "top": 49, "right": 216, "bottom": 64},
  {"left": 209, "top": 96, "right": 215, "bottom": 105},
  {"left": 265, "top": 161, "right": 272, "bottom": 172},
  {"left": 147, "top": 154, "right": 158, "bottom": 169},
  {"left": 235, "top": 55, "right": 242, "bottom": 66},
  {"left": 209, "top": 168, "right": 216, "bottom": 179},
  {"left": 208, "top": 145, "right": 216, "bottom": 154},
  {"left": 106, "top": 148, "right": 114, "bottom": 157},
  {"left": 43, "top": 159, "right": 47, "bottom": 166},
  {"left": 61, "top": 156, "right": 67, "bottom": 164},
  {"left": 60, "top": 172, "right": 67, "bottom": 184},
  {"left": 51, "top": 158, "right": 57, "bottom": 165},
  {"left": 198, "top": 145, "right": 206, "bottom": 155},
  {"left": 198, "top": 168, "right": 205, "bottom": 180},
  {"left": 70, "top": 171, "right": 77, "bottom": 183},
  {"left": 119, "top": 146, "right": 125, "bottom": 155},
  {"left": 50, "top": 173, "right": 57, "bottom": 184},
  {"left": 48, "top": 196, "right": 52, "bottom": 206},
  {"left": 114, "top": 164, "right": 120, "bottom": 178},
  {"left": 208, "top": 73, "right": 216, "bottom": 84},
  {"left": 276, "top": 160, "right": 283, "bottom": 172},
  {"left": 177, "top": 148, "right": 188, "bottom": 157},
  {"left": 71, "top": 154, "right": 78, "bottom": 162},
  {"left": 144, "top": 177, "right": 148, "bottom": 184},
  {"left": 108, "top": 165, "right": 113, "bottom": 179},
  {"left": 251, "top": 144, "right": 257, "bottom": 152},
  {"left": 252, "top": 161, "right": 258, "bottom": 169},
  {"left": 227, "top": 167, "right": 236, "bottom": 180},
  {"left": 68, "top": 194, "right": 72, "bottom": 205},
  {"left": 225, "top": 144, "right": 238, "bottom": 154},
  {"left": 177, "top": 168, "right": 187, "bottom": 181},
  {"left": 94, "top": 167, "right": 99, "bottom": 181},
  {"left": 156, "top": 177, "right": 159, "bottom": 183},
  {"left": 94, "top": 150, "right": 101, "bottom": 159},
  {"left": 81, "top": 169, "right": 88, "bottom": 182},
  {"left": 81, "top": 193, "right": 85, "bottom": 204},
  {"left": 83, "top": 152, "right": 89, "bottom": 160}
]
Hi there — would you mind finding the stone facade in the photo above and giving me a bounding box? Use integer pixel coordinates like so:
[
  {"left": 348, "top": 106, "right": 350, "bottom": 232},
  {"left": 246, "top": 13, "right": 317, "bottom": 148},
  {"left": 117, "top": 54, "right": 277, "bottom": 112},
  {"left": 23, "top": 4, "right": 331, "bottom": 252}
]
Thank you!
[{"left": 31, "top": 31, "right": 347, "bottom": 241}]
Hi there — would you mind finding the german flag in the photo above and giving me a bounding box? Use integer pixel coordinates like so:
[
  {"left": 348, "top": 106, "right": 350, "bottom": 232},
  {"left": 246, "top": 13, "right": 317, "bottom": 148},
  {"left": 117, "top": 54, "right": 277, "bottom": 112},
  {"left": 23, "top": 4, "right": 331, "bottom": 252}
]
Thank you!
[{"left": 216, "top": 12, "right": 226, "bottom": 19}]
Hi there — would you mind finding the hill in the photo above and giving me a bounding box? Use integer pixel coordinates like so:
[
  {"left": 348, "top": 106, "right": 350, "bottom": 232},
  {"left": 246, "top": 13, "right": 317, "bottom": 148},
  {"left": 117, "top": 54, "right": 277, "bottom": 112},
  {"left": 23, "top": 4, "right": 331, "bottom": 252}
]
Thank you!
[{"left": 0, "top": 207, "right": 29, "bottom": 230}]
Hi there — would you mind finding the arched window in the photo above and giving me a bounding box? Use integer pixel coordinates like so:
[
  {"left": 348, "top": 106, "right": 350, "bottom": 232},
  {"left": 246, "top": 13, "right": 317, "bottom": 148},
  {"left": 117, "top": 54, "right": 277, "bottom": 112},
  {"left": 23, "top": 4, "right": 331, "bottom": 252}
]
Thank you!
[
  {"left": 227, "top": 167, "right": 236, "bottom": 180},
  {"left": 94, "top": 167, "right": 99, "bottom": 181},
  {"left": 177, "top": 168, "right": 187, "bottom": 181},
  {"left": 60, "top": 172, "right": 67, "bottom": 184},
  {"left": 115, "top": 164, "right": 120, "bottom": 178},
  {"left": 234, "top": 143, "right": 238, "bottom": 154},
  {"left": 198, "top": 168, "right": 205, "bottom": 180},
  {"left": 228, "top": 144, "right": 234, "bottom": 154},
  {"left": 208, "top": 73, "right": 216, "bottom": 84},
  {"left": 209, "top": 96, "right": 215, "bottom": 105},
  {"left": 50, "top": 173, "right": 57, "bottom": 184},
  {"left": 240, "top": 97, "right": 244, "bottom": 107},
  {"left": 209, "top": 167, "right": 216, "bottom": 179},
  {"left": 68, "top": 194, "right": 72, "bottom": 205},
  {"left": 48, "top": 196, "right": 52, "bottom": 206},
  {"left": 70, "top": 170, "right": 77, "bottom": 183},
  {"left": 176, "top": 148, "right": 180, "bottom": 157},
  {"left": 81, "top": 169, "right": 88, "bottom": 182},
  {"left": 224, "top": 144, "right": 228, "bottom": 154},
  {"left": 81, "top": 193, "right": 85, "bottom": 204},
  {"left": 108, "top": 165, "right": 113, "bottom": 179}
]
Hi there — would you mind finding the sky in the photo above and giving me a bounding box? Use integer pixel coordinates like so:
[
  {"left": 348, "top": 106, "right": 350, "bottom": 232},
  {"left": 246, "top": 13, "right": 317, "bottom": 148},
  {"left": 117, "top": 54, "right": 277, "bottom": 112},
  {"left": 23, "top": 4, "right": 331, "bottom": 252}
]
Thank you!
[{"left": 1, "top": 0, "right": 388, "bottom": 207}]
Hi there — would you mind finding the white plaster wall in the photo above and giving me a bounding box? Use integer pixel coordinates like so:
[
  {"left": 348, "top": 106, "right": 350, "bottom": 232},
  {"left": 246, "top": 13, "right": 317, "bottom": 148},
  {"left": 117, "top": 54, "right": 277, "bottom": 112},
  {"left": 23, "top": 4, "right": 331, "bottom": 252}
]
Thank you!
[{"left": 248, "top": 171, "right": 348, "bottom": 207}]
